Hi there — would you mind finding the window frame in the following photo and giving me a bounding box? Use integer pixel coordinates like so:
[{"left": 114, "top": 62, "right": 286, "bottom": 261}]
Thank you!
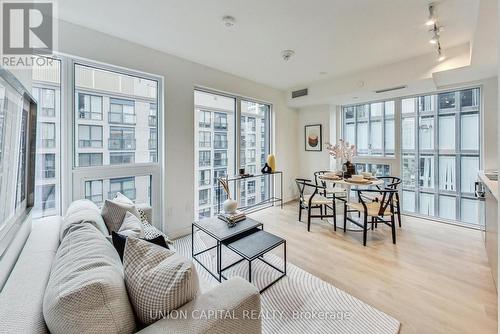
[{"left": 67, "top": 57, "right": 164, "bottom": 225}]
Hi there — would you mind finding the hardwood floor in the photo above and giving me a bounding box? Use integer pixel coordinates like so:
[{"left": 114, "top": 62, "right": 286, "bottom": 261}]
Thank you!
[{"left": 248, "top": 201, "right": 497, "bottom": 334}]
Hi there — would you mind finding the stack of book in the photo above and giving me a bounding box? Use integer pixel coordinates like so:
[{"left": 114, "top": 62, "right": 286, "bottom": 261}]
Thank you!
[{"left": 218, "top": 210, "right": 246, "bottom": 226}]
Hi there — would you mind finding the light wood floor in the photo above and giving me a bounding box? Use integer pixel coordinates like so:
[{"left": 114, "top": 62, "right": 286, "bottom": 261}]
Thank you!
[{"left": 248, "top": 201, "right": 497, "bottom": 334}]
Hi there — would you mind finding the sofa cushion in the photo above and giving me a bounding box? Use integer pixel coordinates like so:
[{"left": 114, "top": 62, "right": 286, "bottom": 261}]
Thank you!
[
  {"left": 101, "top": 199, "right": 140, "bottom": 234},
  {"left": 60, "top": 199, "right": 108, "bottom": 240},
  {"left": 123, "top": 237, "right": 199, "bottom": 325},
  {"left": 112, "top": 232, "right": 169, "bottom": 261},
  {"left": 43, "top": 223, "right": 136, "bottom": 334}
]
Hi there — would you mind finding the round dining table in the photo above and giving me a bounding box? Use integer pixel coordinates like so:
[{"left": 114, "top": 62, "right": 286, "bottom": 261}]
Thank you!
[{"left": 318, "top": 175, "right": 385, "bottom": 231}]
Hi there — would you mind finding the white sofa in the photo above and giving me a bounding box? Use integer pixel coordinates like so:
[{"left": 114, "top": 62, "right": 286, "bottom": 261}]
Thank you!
[{"left": 0, "top": 201, "right": 261, "bottom": 334}]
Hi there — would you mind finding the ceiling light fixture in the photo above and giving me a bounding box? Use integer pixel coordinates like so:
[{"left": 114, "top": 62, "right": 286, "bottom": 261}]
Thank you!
[
  {"left": 426, "top": 3, "right": 437, "bottom": 26},
  {"left": 222, "top": 15, "right": 236, "bottom": 27},
  {"left": 281, "top": 49, "right": 295, "bottom": 61},
  {"left": 429, "top": 24, "right": 441, "bottom": 44}
]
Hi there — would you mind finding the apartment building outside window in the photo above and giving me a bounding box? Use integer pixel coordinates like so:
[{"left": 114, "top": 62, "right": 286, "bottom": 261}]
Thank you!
[
  {"left": 199, "top": 110, "right": 211, "bottom": 128},
  {"left": 41, "top": 123, "right": 56, "bottom": 148},
  {"left": 78, "top": 125, "right": 103, "bottom": 148},
  {"left": 85, "top": 180, "right": 103, "bottom": 205},
  {"left": 149, "top": 103, "right": 157, "bottom": 126},
  {"left": 109, "top": 127, "right": 135, "bottom": 150},
  {"left": 36, "top": 185, "right": 56, "bottom": 210},
  {"left": 109, "top": 98, "right": 136, "bottom": 124},
  {"left": 109, "top": 177, "right": 136, "bottom": 200},
  {"left": 79, "top": 153, "right": 103, "bottom": 167},
  {"left": 110, "top": 152, "right": 135, "bottom": 165},
  {"left": 78, "top": 93, "right": 103, "bottom": 120},
  {"left": 194, "top": 90, "right": 271, "bottom": 219},
  {"left": 199, "top": 131, "right": 211, "bottom": 148},
  {"left": 342, "top": 88, "right": 481, "bottom": 227},
  {"left": 199, "top": 188, "right": 210, "bottom": 206},
  {"left": 199, "top": 169, "right": 210, "bottom": 186},
  {"left": 33, "top": 87, "right": 56, "bottom": 117},
  {"left": 149, "top": 128, "right": 157, "bottom": 150},
  {"left": 40, "top": 154, "right": 56, "bottom": 179}
]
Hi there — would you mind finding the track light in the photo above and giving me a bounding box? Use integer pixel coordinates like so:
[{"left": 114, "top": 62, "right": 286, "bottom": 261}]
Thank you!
[
  {"left": 426, "top": 4, "right": 437, "bottom": 26},
  {"left": 437, "top": 43, "right": 445, "bottom": 61},
  {"left": 429, "top": 32, "right": 439, "bottom": 44}
]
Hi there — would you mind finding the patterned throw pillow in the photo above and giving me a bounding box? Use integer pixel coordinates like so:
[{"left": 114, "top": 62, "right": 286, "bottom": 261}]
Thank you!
[
  {"left": 111, "top": 232, "right": 168, "bottom": 262},
  {"left": 137, "top": 209, "right": 173, "bottom": 245},
  {"left": 101, "top": 199, "right": 140, "bottom": 234},
  {"left": 118, "top": 212, "right": 144, "bottom": 238},
  {"left": 123, "top": 238, "right": 199, "bottom": 325}
]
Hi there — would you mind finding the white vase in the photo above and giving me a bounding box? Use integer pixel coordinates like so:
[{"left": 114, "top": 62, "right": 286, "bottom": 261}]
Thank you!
[{"left": 223, "top": 199, "right": 238, "bottom": 214}]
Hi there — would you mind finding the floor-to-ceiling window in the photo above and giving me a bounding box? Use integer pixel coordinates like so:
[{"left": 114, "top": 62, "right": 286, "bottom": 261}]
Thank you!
[
  {"left": 32, "top": 57, "right": 62, "bottom": 217},
  {"left": 72, "top": 62, "right": 162, "bottom": 219},
  {"left": 342, "top": 87, "right": 481, "bottom": 227},
  {"left": 194, "top": 90, "right": 272, "bottom": 220}
]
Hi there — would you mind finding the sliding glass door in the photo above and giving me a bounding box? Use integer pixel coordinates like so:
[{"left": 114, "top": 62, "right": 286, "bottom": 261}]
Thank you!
[{"left": 342, "top": 87, "right": 481, "bottom": 227}]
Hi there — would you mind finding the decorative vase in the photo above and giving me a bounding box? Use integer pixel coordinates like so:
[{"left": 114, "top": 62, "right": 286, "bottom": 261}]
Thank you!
[
  {"left": 343, "top": 161, "right": 356, "bottom": 179},
  {"left": 223, "top": 199, "right": 238, "bottom": 214},
  {"left": 267, "top": 154, "right": 276, "bottom": 172}
]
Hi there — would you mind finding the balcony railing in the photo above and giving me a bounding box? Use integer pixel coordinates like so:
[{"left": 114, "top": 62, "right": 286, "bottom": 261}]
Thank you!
[
  {"left": 199, "top": 160, "right": 211, "bottom": 167},
  {"left": 149, "top": 139, "right": 157, "bottom": 150},
  {"left": 108, "top": 112, "right": 136, "bottom": 125},
  {"left": 214, "top": 122, "right": 227, "bottom": 130},
  {"left": 79, "top": 111, "right": 102, "bottom": 120},
  {"left": 79, "top": 139, "right": 103, "bottom": 148},
  {"left": 214, "top": 159, "right": 228, "bottom": 167},
  {"left": 214, "top": 141, "right": 227, "bottom": 149},
  {"left": 108, "top": 138, "right": 136, "bottom": 150},
  {"left": 149, "top": 115, "right": 157, "bottom": 127},
  {"left": 108, "top": 189, "right": 136, "bottom": 201}
]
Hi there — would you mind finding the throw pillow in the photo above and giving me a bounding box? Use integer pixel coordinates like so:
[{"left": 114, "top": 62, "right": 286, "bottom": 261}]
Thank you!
[
  {"left": 43, "top": 223, "right": 136, "bottom": 334},
  {"left": 138, "top": 208, "right": 173, "bottom": 245},
  {"left": 101, "top": 199, "right": 140, "bottom": 234},
  {"left": 114, "top": 192, "right": 135, "bottom": 205},
  {"left": 118, "top": 212, "right": 144, "bottom": 238},
  {"left": 112, "top": 232, "right": 169, "bottom": 261},
  {"left": 123, "top": 238, "right": 199, "bottom": 325}
]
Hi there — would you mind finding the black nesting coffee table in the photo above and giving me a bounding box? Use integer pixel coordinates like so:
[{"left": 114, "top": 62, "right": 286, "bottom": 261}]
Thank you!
[{"left": 192, "top": 217, "right": 286, "bottom": 293}]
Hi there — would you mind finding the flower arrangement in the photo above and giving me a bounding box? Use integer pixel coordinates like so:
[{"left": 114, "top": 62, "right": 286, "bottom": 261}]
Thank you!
[{"left": 326, "top": 139, "right": 357, "bottom": 162}]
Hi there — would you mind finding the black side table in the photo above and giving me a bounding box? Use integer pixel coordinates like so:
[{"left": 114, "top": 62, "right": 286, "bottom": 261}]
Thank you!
[{"left": 222, "top": 230, "right": 286, "bottom": 293}]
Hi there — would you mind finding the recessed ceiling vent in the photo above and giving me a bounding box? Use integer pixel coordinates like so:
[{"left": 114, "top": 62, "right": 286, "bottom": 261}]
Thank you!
[
  {"left": 292, "top": 88, "right": 308, "bottom": 98},
  {"left": 374, "top": 85, "right": 407, "bottom": 94}
]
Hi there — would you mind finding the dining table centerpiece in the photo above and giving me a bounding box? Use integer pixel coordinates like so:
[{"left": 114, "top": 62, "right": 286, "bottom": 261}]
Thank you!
[{"left": 326, "top": 139, "right": 357, "bottom": 178}]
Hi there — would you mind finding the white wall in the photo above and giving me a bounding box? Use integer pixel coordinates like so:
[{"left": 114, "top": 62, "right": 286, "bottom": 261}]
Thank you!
[
  {"left": 296, "top": 105, "right": 331, "bottom": 179},
  {"left": 56, "top": 20, "right": 299, "bottom": 238}
]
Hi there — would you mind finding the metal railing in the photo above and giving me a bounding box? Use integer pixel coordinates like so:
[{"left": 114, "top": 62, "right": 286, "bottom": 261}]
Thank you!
[
  {"left": 108, "top": 138, "right": 136, "bottom": 150},
  {"left": 108, "top": 112, "right": 136, "bottom": 125},
  {"left": 79, "top": 139, "right": 103, "bottom": 148}
]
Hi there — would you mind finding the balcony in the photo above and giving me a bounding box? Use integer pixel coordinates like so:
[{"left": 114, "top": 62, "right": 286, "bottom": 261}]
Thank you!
[
  {"left": 79, "top": 111, "right": 102, "bottom": 120},
  {"left": 214, "top": 122, "right": 227, "bottom": 131},
  {"left": 148, "top": 139, "right": 157, "bottom": 150},
  {"left": 199, "top": 179, "right": 211, "bottom": 187},
  {"left": 79, "top": 139, "right": 103, "bottom": 148},
  {"left": 108, "top": 112, "right": 136, "bottom": 125},
  {"left": 149, "top": 115, "right": 157, "bottom": 127},
  {"left": 214, "top": 159, "right": 228, "bottom": 167},
  {"left": 108, "top": 138, "right": 136, "bottom": 150}
]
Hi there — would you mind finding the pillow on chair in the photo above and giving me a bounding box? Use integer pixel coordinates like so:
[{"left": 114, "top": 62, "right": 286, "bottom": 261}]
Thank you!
[{"left": 101, "top": 199, "right": 140, "bottom": 234}]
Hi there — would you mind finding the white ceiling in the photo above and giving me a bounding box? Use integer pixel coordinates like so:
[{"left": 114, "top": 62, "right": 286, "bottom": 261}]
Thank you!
[{"left": 57, "top": 0, "right": 480, "bottom": 90}]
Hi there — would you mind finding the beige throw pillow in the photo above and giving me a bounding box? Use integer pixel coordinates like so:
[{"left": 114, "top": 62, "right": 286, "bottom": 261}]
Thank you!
[
  {"left": 123, "top": 238, "right": 199, "bottom": 325},
  {"left": 118, "top": 211, "right": 144, "bottom": 238},
  {"left": 101, "top": 199, "right": 140, "bottom": 233}
]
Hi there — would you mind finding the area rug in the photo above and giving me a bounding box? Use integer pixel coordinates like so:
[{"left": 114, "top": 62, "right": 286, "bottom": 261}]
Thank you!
[{"left": 174, "top": 233, "right": 401, "bottom": 334}]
